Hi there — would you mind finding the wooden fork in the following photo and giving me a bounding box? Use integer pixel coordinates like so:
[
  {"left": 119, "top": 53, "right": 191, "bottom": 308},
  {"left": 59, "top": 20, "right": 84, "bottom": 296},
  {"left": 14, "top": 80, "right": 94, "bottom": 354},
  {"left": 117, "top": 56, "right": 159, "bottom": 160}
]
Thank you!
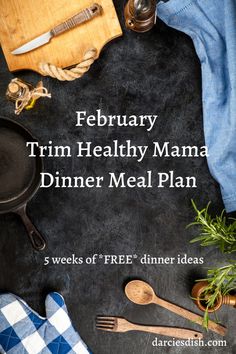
[{"left": 96, "top": 316, "right": 203, "bottom": 339}]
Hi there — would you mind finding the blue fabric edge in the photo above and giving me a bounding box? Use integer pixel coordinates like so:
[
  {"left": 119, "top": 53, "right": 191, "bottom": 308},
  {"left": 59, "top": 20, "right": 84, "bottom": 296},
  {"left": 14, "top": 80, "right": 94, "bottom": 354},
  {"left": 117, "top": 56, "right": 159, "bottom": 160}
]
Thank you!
[{"left": 157, "top": 0, "right": 194, "bottom": 22}]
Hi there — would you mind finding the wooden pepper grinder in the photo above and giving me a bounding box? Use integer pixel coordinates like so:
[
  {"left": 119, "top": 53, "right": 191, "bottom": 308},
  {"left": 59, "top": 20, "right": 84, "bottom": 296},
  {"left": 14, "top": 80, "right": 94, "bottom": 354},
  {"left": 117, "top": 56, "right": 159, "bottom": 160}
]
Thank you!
[
  {"left": 192, "top": 281, "right": 236, "bottom": 313},
  {"left": 124, "top": 0, "right": 156, "bottom": 32}
]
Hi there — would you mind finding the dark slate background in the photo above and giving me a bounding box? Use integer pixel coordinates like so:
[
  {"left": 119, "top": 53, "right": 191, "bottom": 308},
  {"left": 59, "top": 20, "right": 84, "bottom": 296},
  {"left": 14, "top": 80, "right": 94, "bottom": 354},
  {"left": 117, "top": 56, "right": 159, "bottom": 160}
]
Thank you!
[{"left": 0, "top": 1, "right": 235, "bottom": 353}]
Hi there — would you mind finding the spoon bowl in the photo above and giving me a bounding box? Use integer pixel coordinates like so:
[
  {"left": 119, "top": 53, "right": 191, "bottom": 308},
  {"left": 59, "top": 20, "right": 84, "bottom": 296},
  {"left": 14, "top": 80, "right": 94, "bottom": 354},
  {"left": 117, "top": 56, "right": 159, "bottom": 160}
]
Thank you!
[{"left": 125, "top": 280, "right": 155, "bottom": 305}]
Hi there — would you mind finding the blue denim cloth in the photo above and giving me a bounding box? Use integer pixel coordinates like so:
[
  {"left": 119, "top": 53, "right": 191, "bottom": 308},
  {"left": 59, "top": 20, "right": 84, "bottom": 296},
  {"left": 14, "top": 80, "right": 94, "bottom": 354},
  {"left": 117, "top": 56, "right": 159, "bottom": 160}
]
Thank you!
[{"left": 157, "top": 0, "right": 236, "bottom": 212}]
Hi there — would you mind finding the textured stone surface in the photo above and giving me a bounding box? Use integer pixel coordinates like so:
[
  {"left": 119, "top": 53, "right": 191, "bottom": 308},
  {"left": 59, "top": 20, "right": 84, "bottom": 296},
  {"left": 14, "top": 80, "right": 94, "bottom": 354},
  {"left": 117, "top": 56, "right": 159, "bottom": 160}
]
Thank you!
[{"left": 0, "top": 1, "right": 234, "bottom": 353}]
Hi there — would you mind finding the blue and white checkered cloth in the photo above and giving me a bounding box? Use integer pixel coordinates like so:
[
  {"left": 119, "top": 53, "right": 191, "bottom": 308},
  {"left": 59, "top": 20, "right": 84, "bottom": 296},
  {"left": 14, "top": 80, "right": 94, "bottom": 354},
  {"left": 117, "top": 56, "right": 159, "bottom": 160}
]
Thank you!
[{"left": 0, "top": 292, "right": 91, "bottom": 354}]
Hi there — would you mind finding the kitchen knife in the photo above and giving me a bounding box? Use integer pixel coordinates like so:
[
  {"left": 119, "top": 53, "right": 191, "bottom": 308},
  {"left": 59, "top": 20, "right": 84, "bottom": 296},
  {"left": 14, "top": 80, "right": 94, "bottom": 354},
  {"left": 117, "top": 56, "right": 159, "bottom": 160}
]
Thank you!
[{"left": 11, "top": 3, "right": 102, "bottom": 55}]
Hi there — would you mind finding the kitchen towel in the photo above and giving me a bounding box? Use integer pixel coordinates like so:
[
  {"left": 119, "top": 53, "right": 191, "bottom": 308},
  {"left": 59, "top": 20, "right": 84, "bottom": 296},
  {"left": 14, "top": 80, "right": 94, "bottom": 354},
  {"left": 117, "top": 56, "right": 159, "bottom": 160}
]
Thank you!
[
  {"left": 0, "top": 292, "right": 91, "bottom": 354},
  {"left": 157, "top": 0, "right": 236, "bottom": 212}
]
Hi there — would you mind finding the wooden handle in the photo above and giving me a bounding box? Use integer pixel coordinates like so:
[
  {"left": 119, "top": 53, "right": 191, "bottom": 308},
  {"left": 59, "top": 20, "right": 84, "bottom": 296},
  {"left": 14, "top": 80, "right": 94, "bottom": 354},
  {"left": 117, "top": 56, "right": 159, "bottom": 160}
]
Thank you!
[
  {"left": 155, "top": 297, "right": 226, "bottom": 336},
  {"left": 51, "top": 3, "right": 102, "bottom": 37},
  {"left": 130, "top": 324, "right": 203, "bottom": 340}
]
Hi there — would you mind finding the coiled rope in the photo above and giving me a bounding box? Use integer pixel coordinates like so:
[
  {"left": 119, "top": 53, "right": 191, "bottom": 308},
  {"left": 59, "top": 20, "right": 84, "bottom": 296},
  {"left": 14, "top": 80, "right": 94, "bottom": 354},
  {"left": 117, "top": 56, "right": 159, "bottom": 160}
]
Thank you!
[{"left": 39, "top": 48, "right": 97, "bottom": 81}]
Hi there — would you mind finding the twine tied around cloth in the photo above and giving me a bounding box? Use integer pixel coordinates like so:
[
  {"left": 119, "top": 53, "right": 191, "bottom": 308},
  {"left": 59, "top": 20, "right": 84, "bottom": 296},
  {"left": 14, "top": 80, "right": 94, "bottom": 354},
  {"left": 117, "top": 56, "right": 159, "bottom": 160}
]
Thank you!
[
  {"left": 39, "top": 48, "right": 97, "bottom": 81},
  {"left": 15, "top": 84, "right": 51, "bottom": 115}
]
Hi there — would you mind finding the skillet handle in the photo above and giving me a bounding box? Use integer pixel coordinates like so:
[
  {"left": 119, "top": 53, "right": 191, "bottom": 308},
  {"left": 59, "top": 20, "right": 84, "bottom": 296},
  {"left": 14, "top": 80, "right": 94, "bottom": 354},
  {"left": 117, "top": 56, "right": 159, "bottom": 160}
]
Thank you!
[{"left": 16, "top": 205, "right": 46, "bottom": 251}]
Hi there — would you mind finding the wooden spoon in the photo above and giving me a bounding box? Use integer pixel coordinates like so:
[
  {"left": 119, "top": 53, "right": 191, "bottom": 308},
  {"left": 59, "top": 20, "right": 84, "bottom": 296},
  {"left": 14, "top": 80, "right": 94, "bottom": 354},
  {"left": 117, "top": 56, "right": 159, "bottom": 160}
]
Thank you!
[{"left": 125, "top": 280, "right": 226, "bottom": 336}]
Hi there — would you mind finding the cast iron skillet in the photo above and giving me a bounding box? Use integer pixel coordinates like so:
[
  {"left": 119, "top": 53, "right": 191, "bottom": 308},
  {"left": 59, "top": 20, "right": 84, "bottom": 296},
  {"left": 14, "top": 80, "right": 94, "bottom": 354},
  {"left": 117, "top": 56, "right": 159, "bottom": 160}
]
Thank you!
[{"left": 0, "top": 117, "right": 46, "bottom": 251}]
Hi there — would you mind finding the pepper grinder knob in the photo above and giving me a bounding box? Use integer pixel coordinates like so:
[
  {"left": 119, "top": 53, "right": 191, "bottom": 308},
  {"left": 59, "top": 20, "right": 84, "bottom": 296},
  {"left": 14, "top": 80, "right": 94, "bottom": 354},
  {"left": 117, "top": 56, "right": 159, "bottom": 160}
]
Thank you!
[
  {"left": 222, "top": 295, "right": 236, "bottom": 308},
  {"left": 124, "top": 0, "right": 156, "bottom": 33}
]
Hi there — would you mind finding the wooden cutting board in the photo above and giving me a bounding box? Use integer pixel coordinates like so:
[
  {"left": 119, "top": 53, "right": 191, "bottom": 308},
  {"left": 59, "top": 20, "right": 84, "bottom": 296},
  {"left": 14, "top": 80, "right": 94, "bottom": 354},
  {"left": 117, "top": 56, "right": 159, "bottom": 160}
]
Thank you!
[{"left": 0, "top": 0, "right": 122, "bottom": 75}]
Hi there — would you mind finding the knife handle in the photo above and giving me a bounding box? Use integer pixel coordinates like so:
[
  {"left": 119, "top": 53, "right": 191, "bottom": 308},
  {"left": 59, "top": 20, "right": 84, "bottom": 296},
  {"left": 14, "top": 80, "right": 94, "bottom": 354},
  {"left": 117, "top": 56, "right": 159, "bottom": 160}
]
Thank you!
[{"left": 51, "top": 3, "right": 102, "bottom": 37}]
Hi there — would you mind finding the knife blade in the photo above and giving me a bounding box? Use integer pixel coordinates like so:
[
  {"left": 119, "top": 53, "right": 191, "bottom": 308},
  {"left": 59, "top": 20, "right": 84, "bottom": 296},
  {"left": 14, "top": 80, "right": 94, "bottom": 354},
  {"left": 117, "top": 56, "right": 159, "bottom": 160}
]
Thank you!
[{"left": 11, "top": 3, "right": 102, "bottom": 55}]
